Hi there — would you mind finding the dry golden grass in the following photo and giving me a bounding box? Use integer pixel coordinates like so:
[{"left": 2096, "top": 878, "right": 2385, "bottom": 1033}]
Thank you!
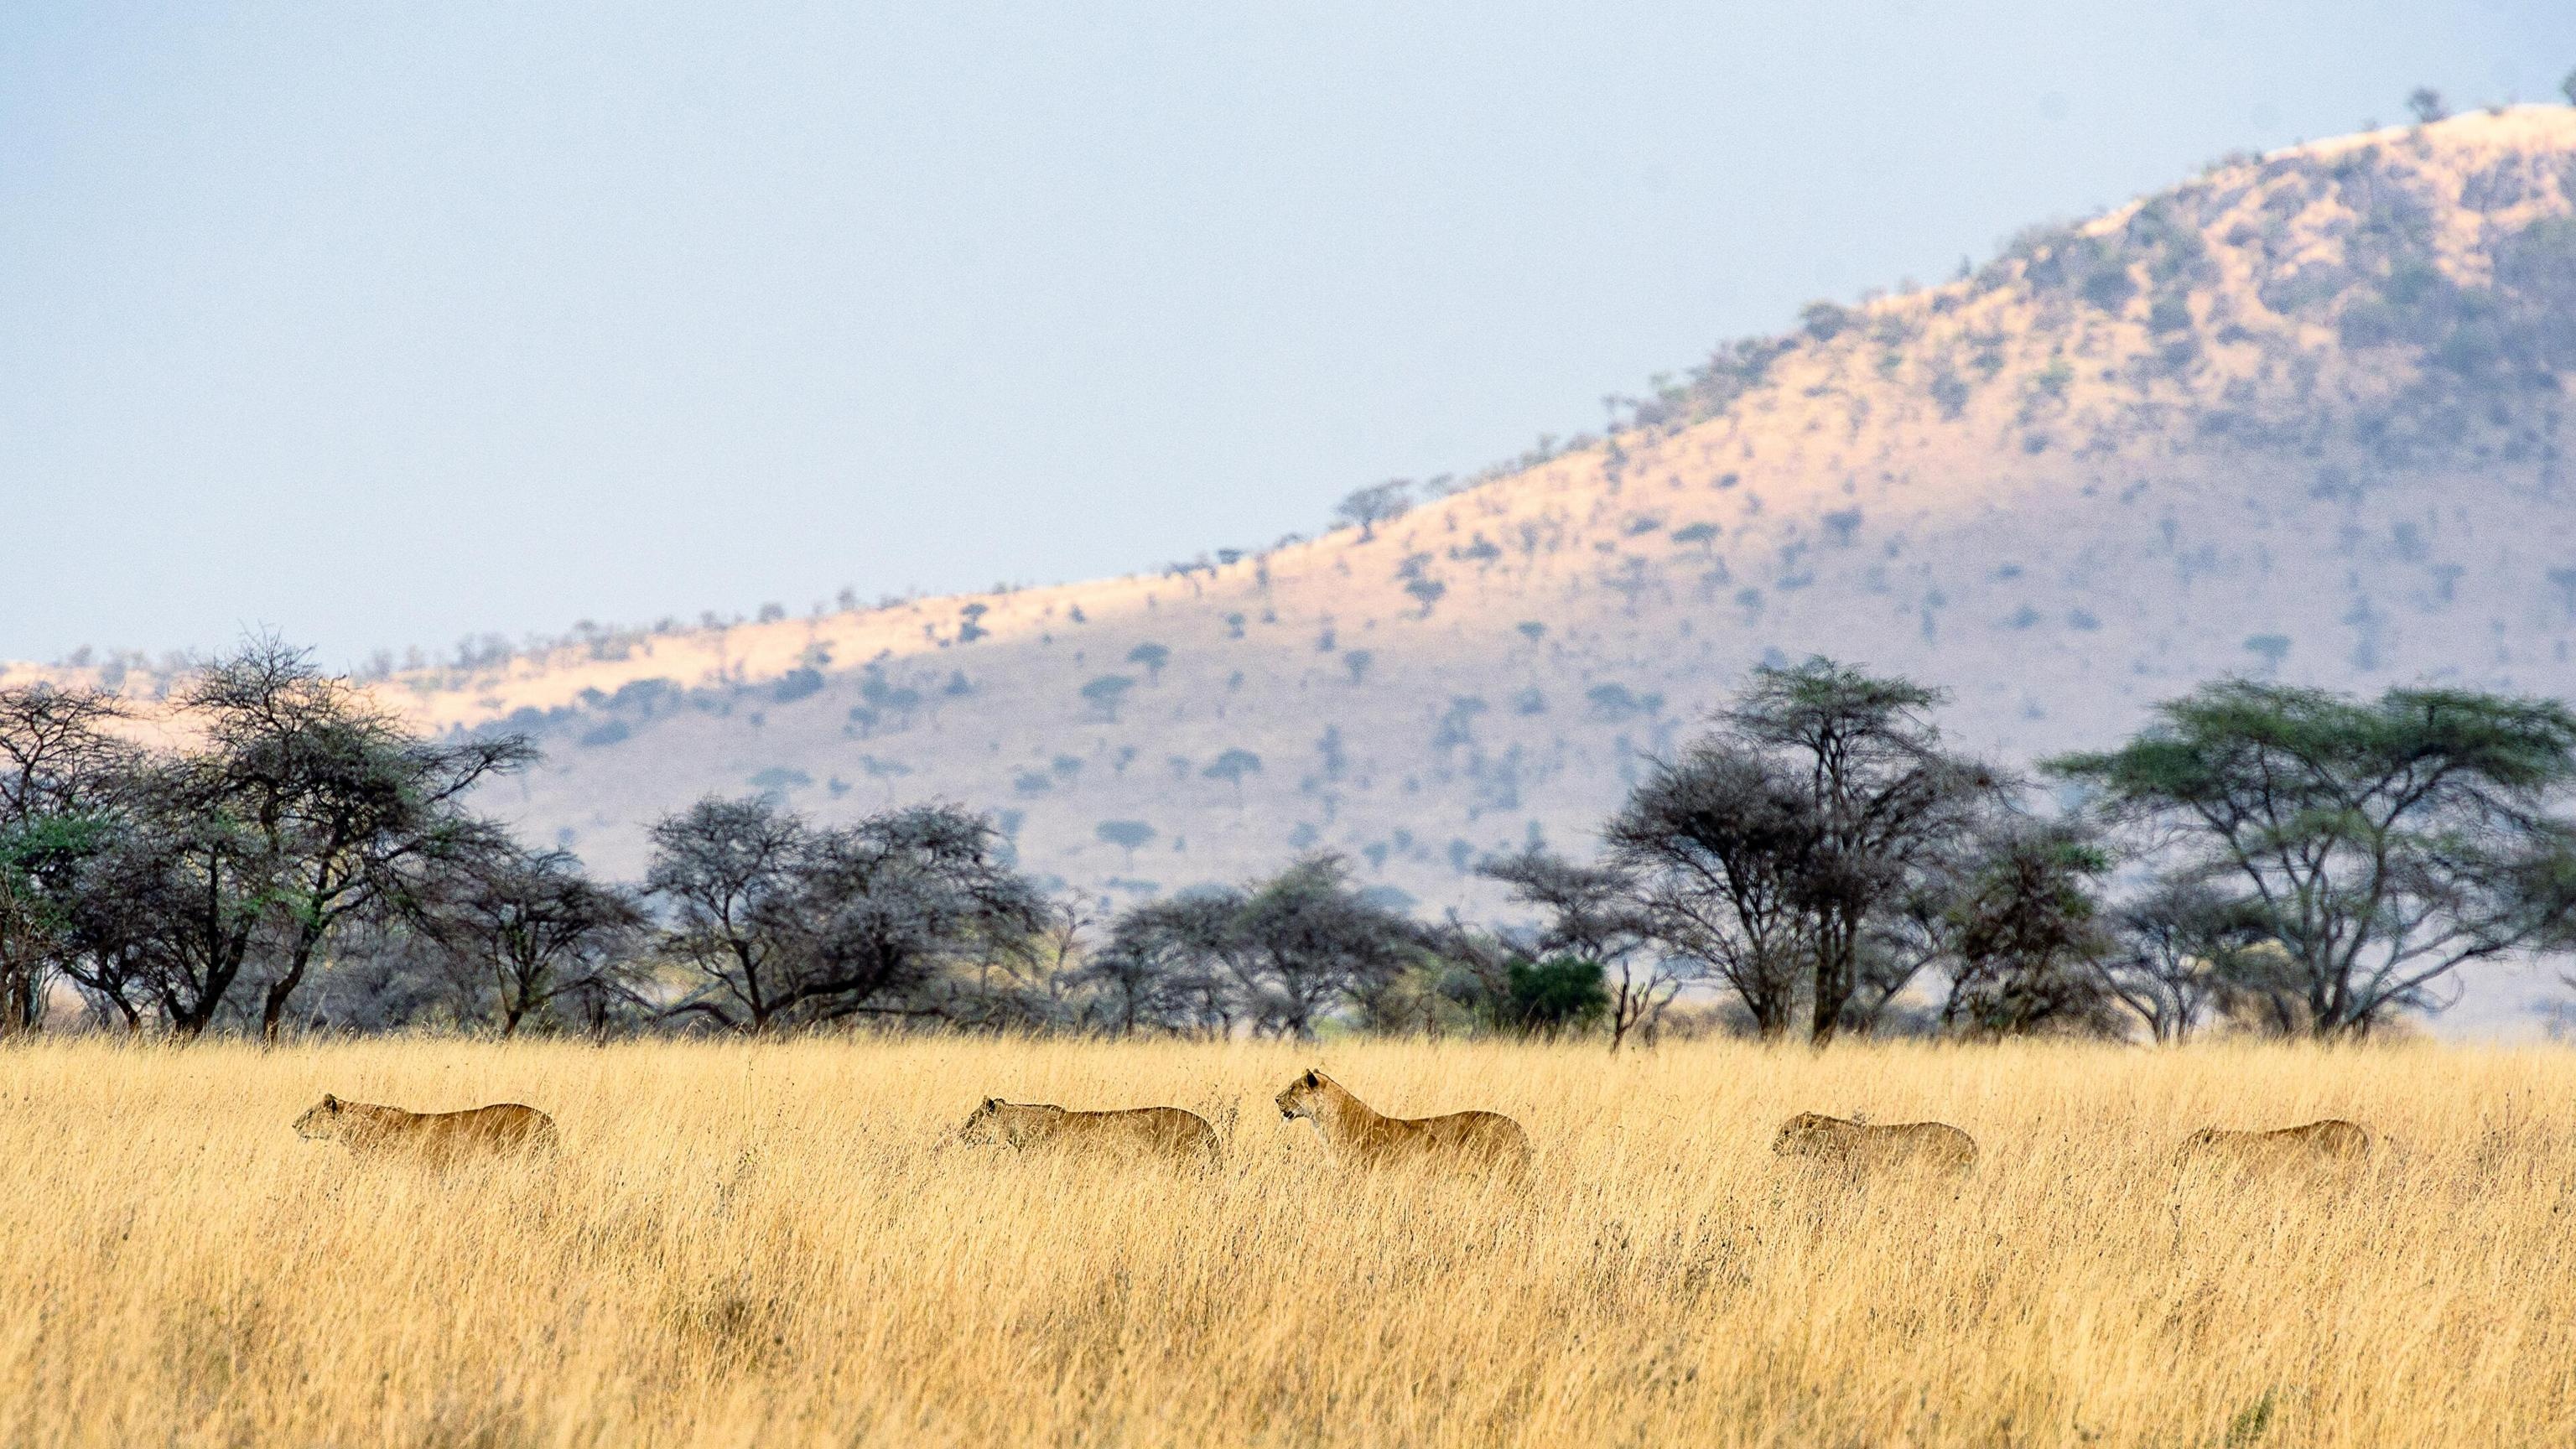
[{"left": 3, "top": 1036, "right": 2573, "bottom": 1447}]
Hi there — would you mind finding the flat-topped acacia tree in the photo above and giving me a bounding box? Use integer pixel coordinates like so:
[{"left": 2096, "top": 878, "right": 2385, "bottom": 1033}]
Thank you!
[{"left": 2049, "top": 681, "right": 2576, "bottom": 1036}]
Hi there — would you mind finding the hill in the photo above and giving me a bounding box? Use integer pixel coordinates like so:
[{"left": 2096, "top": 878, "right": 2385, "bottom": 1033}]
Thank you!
[{"left": 14, "top": 110, "right": 2576, "bottom": 1021}]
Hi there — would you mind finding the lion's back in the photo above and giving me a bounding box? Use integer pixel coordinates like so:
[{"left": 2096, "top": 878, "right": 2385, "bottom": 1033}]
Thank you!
[
  {"left": 1375, "top": 1109, "right": 1529, "bottom": 1168},
  {"left": 412, "top": 1104, "right": 558, "bottom": 1161},
  {"left": 1063, "top": 1107, "right": 1221, "bottom": 1161},
  {"left": 2185, "top": 1119, "right": 2371, "bottom": 1166},
  {"left": 1778, "top": 1114, "right": 1976, "bottom": 1170}
]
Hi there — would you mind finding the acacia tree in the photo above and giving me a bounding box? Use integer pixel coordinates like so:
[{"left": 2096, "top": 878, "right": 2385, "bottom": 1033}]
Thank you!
[
  {"left": 418, "top": 845, "right": 647, "bottom": 1036},
  {"left": 647, "top": 795, "right": 812, "bottom": 1032},
  {"left": 780, "top": 806, "right": 1050, "bottom": 1025},
  {"left": 185, "top": 641, "right": 533, "bottom": 1041},
  {"left": 33, "top": 644, "right": 527, "bottom": 1041},
  {"left": 2049, "top": 681, "right": 2576, "bottom": 1036},
  {"left": 107, "top": 763, "right": 276, "bottom": 1038},
  {"left": 1096, "top": 820, "right": 1156, "bottom": 866},
  {"left": 2093, "top": 880, "right": 2273, "bottom": 1042},
  {"left": 0, "top": 686, "right": 134, "bottom": 1034},
  {"left": 651, "top": 798, "right": 1048, "bottom": 1032},
  {"left": 1648, "top": 658, "right": 1999, "bottom": 1043},
  {"left": 1228, "top": 855, "right": 1420, "bottom": 1037},
  {"left": 1334, "top": 480, "right": 1413, "bottom": 541},
  {"left": 1098, "top": 856, "right": 1420, "bottom": 1038},
  {"left": 1478, "top": 846, "right": 1671, "bottom": 1049},
  {"left": 1929, "top": 821, "right": 2122, "bottom": 1037},
  {"left": 1085, "top": 889, "right": 1245, "bottom": 1036},
  {"left": 1604, "top": 750, "right": 1817, "bottom": 1039},
  {"left": 1203, "top": 749, "right": 1262, "bottom": 805},
  {"left": 1126, "top": 643, "right": 1172, "bottom": 685}
]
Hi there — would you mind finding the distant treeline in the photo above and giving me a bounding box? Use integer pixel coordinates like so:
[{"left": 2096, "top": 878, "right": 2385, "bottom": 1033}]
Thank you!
[{"left": 8, "top": 640, "right": 2576, "bottom": 1045}]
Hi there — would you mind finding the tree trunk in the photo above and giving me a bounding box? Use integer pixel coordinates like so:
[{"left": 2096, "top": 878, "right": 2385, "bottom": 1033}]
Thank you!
[
  {"left": 262, "top": 928, "right": 326, "bottom": 1046},
  {"left": 0, "top": 966, "right": 37, "bottom": 1037}
]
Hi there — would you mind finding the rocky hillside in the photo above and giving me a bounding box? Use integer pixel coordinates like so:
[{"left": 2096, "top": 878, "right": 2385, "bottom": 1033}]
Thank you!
[{"left": 17, "top": 109, "right": 2576, "bottom": 1019}]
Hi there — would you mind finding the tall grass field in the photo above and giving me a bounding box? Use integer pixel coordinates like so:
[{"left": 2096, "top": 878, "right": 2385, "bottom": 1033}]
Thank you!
[{"left": 3, "top": 1036, "right": 2570, "bottom": 1446}]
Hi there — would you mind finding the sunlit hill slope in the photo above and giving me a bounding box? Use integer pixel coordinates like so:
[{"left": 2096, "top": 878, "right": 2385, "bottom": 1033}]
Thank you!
[{"left": 16, "top": 111, "right": 2576, "bottom": 969}]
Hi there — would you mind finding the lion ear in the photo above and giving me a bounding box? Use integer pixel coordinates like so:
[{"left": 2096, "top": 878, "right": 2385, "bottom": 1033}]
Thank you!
[
  {"left": 323, "top": 1093, "right": 339, "bottom": 1109},
  {"left": 1302, "top": 1069, "right": 1318, "bottom": 1086},
  {"left": 984, "top": 1097, "right": 1000, "bottom": 1109}
]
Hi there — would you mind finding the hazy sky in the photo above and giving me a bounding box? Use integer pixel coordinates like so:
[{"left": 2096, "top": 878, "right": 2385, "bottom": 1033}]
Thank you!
[{"left": 5, "top": 3, "right": 2571, "bottom": 667}]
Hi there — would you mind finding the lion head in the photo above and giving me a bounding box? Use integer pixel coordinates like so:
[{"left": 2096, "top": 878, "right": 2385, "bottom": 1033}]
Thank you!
[
  {"left": 955, "top": 1097, "right": 1007, "bottom": 1145},
  {"left": 294, "top": 1093, "right": 345, "bottom": 1141},
  {"left": 1771, "top": 1111, "right": 1850, "bottom": 1156},
  {"left": 1275, "top": 1068, "right": 1330, "bottom": 1123}
]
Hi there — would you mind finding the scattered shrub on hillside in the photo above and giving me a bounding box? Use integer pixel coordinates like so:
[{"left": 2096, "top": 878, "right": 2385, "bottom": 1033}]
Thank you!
[
  {"left": 1079, "top": 674, "right": 1135, "bottom": 722},
  {"left": 1316, "top": 726, "right": 1348, "bottom": 782},
  {"left": 1095, "top": 820, "right": 1156, "bottom": 864},
  {"left": 1587, "top": 683, "right": 1660, "bottom": 723},
  {"left": 1203, "top": 749, "right": 1264, "bottom": 802},
  {"left": 1431, "top": 696, "right": 1489, "bottom": 750},
  {"left": 1127, "top": 642, "right": 1171, "bottom": 683},
  {"left": 1335, "top": 480, "right": 1414, "bottom": 540}
]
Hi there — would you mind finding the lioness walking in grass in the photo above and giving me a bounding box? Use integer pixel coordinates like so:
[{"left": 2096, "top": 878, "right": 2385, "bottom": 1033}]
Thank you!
[
  {"left": 1772, "top": 1112, "right": 1978, "bottom": 1171},
  {"left": 954, "top": 1098, "right": 1222, "bottom": 1162},
  {"left": 2180, "top": 1118, "right": 2371, "bottom": 1166},
  {"left": 1273, "top": 1068, "right": 1529, "bottom": 1171},
  {"left": 293, "top": 1094, "right": 558, "bottom": 1166}
]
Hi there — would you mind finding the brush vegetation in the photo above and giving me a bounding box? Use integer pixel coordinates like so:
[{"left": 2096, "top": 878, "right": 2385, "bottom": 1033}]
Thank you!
[{"left": 5, "top": 1036, "right": 2571, "bottom": 1446}]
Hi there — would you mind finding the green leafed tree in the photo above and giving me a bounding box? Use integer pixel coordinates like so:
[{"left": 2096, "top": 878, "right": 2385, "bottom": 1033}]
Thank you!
[
  {"left": 1926, "top": 821, "right": 2122, "bottom": 1038},
  {"left": 2049, "top": 681, "right": 2576, "bottom": 1036},
  {"left": 1503, "top": 956, "right": 1609, "bottom": 1037}
]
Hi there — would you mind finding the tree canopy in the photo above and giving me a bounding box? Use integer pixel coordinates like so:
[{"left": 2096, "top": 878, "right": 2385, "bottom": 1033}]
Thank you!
[{"left": 2049, "top": 681, "right": 2576, "bottom": 1035}]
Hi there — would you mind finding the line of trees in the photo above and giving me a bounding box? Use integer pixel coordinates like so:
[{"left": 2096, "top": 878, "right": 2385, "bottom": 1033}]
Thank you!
[{"left": 8, "top": 646, "right": 2576, "bottom": 1044}]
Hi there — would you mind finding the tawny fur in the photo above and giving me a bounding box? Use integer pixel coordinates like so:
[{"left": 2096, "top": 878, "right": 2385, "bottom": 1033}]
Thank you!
[
  {"left": 2181, "top": 1118, "right": 2372, "bottom": 1166},
  {"left": 293, "top": 1094, "right": 558, "bottom": 1166},
  {"left": 1772, "top": 1112, "right": 1978, "bottom": 1171},
  {"left": 955, "top": 1098, "right": 1221, "bottom": 1163},
  {"left": 1274, "top": 1068, "right": 1530, "bottom": 1171}
]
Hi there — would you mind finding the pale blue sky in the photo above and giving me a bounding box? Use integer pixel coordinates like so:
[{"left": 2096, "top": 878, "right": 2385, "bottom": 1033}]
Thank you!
[{"left": 4, "top": 3, "right": 2570, "bottom": 667}]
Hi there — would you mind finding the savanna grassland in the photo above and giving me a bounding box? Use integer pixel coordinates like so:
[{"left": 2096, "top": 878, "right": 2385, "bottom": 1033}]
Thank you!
[{"left": 5, "top": 1037, "right": 2573, "bottom": 1447}]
